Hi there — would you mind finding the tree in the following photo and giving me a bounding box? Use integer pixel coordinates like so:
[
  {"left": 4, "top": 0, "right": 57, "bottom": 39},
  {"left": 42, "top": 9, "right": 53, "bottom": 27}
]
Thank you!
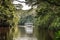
[
  {"left": 33, "top": 0, "right": 60, "bottom": 40},
  {"left": 0, "top": 0, "right": 19, "bottom": 40},
  {"left": 25, "top": 0, "right": 60, "bottom": 40}
]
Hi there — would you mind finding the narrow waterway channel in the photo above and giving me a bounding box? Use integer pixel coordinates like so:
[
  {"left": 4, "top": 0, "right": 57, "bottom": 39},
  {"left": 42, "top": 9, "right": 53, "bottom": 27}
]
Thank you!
[
  {"left": 14, "top": 34, "right": 37, "bottom": 40},
  {"left": 13, "top": 26, "right": 37, "bottom": 40}
]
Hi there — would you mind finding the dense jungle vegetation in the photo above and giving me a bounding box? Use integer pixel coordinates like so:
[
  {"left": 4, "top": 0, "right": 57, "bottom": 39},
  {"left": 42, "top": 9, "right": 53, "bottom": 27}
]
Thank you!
[
  {"left": 25, "top": 0, "right": 60, "bottom": 40},
  {"left": 0, "top": 0, "right": 60, "bottom": 40},
  {"left": 0, "top": 0, "right": 19, "bottom": 40}
]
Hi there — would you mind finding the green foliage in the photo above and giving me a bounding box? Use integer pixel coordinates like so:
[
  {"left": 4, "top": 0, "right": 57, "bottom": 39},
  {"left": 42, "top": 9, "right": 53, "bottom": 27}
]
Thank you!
[
  {"left": 25, "top": 0, "right": 60, "bottom": 6},
  {"left": 19, "top": 15, "right": 34, "bottom": 25},
  {"left": 47, "top": 0, "right": 60, "bottom": 5},
  {"left": 54, "top": 31, "right": 60, "bottom": 40},
  {"left": 0, "top": 0, "right": 19, "bottom": 40},
  {"left": 0, "top": 0, "right": 14, "bottom": 27},
  {"left": 34, "top": 1, "right": 60, "bottom": 40}
]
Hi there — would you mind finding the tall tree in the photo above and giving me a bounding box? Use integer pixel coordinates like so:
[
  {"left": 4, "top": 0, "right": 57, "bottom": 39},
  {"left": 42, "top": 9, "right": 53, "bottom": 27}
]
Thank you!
[{"left": 0, "top": 0, "right": 19, "bottom": 40}]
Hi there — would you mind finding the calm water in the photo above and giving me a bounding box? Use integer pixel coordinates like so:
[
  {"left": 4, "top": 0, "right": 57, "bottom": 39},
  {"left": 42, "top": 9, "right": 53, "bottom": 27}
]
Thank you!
[{"left": 13, "top": 27, "right": 37, "bottom": 40}]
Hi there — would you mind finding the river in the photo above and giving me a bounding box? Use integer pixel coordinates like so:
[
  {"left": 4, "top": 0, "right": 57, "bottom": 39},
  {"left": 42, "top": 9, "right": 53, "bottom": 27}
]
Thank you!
[{"left": 13, "top": 27, "right": 37, "bottom": 40}]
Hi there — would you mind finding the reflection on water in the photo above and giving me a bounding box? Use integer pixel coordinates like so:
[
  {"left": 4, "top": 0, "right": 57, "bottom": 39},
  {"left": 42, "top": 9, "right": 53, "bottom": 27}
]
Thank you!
[{"left": 13, "top": 27, "right": 37, "bottom": 40}]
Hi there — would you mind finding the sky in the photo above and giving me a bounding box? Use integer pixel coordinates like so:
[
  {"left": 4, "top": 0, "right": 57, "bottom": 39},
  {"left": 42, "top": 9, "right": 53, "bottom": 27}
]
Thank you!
[{"left": 13, "top": 0, "right": 31, "bottom": 10}]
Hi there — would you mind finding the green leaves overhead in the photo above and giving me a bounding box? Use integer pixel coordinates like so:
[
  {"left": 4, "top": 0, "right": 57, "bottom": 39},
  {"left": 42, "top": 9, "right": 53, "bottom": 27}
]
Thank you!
[
  {"left": 47, "top": 0, "right": 60, "bottom": 6},
  {"left": 0, "top": 0, "right": 19, "bottom": 27},
  {"left": 35, "top": 1, "right": 60, "bottom": 29}
]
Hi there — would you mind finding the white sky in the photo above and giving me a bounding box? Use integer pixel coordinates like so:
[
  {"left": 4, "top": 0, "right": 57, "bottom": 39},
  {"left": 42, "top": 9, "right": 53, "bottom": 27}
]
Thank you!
[
  {"left": 13, "top": 0, "right": 31, "bottom": 10},
  {"left": 18, "top": 0, "right": 25, "bottom": 1}
]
